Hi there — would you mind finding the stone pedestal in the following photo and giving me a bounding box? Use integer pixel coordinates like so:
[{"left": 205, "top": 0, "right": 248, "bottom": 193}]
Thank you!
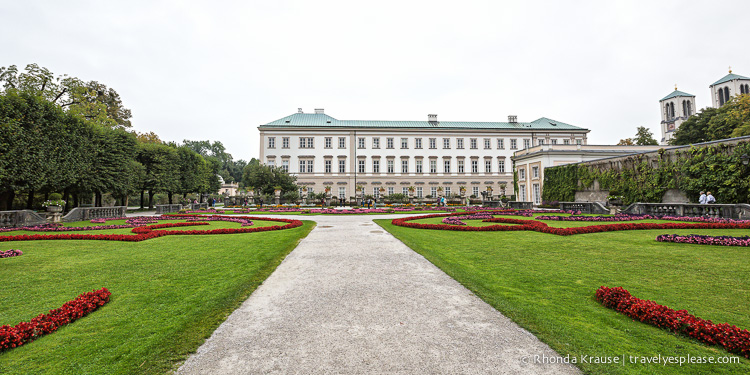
[
  {"left": 46, "top": 213, "right": 62, "bottom": 223},
  {"left": 274, "top": 190, "right": 281, "bottom": 205}
]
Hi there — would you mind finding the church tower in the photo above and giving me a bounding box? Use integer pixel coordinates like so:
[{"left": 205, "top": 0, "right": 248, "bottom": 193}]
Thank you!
[
  {"left": 659, "top": 86, "right": 695, "bottom": 144},
  {"left": 710, "top": 67, "right": 750, "bottom": 108}
]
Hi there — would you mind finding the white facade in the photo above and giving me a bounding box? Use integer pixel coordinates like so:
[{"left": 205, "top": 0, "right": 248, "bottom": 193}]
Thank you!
[{"left": 259, "top": 110, "right": 590, "bottom": 200}]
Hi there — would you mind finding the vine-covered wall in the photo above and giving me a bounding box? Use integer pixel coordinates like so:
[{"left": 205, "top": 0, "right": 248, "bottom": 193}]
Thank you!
[{"left": 542, "top": 140, "right": 750, "bottom": 204}]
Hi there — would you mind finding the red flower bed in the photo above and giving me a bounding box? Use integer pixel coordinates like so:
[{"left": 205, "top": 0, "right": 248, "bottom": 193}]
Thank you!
[
  {"left": 596, "top": 286, "right": 750, "bottom": 358},
  {"left": 391, "top": 213, "right": 750, "bottom": 235},
  {"left": 0, "top": 215, "right": 303, "bottom": 243},
  {"left": 0, "top": 288, "right": 111, "bottom": 351}
]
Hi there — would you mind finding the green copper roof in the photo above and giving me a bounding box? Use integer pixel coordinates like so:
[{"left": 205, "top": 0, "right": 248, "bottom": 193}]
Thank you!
[
  {"left": 711, "top": 73, "right": 750, "bottom": 87},
  {"left": 661, "top": 90, "right": 694, "bottom": 101},
  {"left": 260, "top": 113, "right": 587, "bottom": 131}
]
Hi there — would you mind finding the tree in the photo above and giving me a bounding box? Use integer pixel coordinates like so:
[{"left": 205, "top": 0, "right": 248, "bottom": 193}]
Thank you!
[
  {"left": 617, "top": 138, "right": 635, "bottom": 145},
  {"left": 670, "top": 95, "right": 750, "bottom": 145},
  {"left": 0, "top": 63, "right": 132, "bottom": 129},
  {"left": 242, "top": 159, "right": 297, "bottom": 195},
  {"left": 135, "top": 142, "right": 179, "bottom": 208},
  {"left": 633, "top": 126, "right": 658, "bottom": 145},
  {"left": 0, "top": 92, "right": 91, "bottom": 209},
  {"left": 669, "top": 107, "right": 717, "bottom": 145}
]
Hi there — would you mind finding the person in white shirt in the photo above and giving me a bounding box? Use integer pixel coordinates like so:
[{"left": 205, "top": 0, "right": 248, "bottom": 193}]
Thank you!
[
  {"left": 706, "top": 192, "right": 716, "bottom": 204},
  {"left": 699, "top": 191, "right": 707, "bottom": 204}
]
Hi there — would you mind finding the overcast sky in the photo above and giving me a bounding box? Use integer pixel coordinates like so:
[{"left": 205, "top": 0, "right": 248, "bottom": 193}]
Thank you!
[{"left": 4, "top": 0, "right": 749, "bottom": 161}]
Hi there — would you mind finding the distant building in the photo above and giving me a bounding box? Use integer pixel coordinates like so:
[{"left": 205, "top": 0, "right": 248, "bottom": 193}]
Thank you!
[
  {"left": 710, "top": 69, "right": 750, "bottom": 108},
  {"left": 217, "top": 175, "right": 239, "bottom": 196},
  {"left": 512, "top": 144, "right": 664, "bottom": 204},
  {"left": 660, "top": 68, "right": 750, "bottom": 145},
  {"left": 659, "top": 87, "right": 695, "bottom": 145},
  {"left": 258, "top": 109, "right": 589, "bottom": 200}
]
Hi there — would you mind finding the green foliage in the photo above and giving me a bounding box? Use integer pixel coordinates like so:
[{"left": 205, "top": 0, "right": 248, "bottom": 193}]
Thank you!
[
  {"left": 242, "top": 159, "right": 297, "bottom": 195},
  {"left": 0, "top": 63, "right": 132, "bottom": 129},
  {"left": 543, "top": 141, "right": 750, "bottom": 204},
  {"left": 634, "top": 126, "right": 658, "bottom": 145},
  {"left": 48, "top": 193, "right": 62, "bottom": 201},
  {"left": 671, "top": 95, "right": 750, "bottom": 145}
]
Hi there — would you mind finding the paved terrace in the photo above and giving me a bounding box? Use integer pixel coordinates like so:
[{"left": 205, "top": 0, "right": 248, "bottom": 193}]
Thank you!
[{"left": 177, "top": 213, "right": 579, "bottom": 374}]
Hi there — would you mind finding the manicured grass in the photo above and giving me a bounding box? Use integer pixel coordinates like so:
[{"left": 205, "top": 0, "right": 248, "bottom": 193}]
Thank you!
[
  {"left": 375, "top": 216, "right": 750, "bottom": 374},
  {"left": 197, "top": 209, "right": 465, "bottom": 215},
  {"left": 0, "top": 219, "right": 315, "bottom": 374}
]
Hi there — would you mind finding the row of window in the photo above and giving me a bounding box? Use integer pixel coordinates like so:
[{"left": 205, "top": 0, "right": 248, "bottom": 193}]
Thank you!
[
  {"left": 517, "top": 166, "right": 540, "bottom": 180},
  {"left": 515, "top": 183, "right": 541, "bottom": 204},
  {"left": 302, "top": 186, "right": 495, "bottom": 200},
  {"left": 268, "top": 158, "right": 508, "bottom": 174},
  {"left": 665, "top": 100, "right": 693, "bottom": 120},
  {"left": 267, "top": 136, "right": 582, "bottom": 149}
]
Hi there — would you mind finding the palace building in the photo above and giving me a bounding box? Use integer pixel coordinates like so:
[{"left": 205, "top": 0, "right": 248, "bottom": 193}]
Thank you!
[{"left": 258, "top": 109, "right": 589, "bottom": 201}]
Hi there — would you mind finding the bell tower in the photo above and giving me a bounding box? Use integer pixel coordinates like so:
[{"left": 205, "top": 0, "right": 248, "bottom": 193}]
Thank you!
[{"left": 659, "top": 85, "right": 695, "bottom": 145}]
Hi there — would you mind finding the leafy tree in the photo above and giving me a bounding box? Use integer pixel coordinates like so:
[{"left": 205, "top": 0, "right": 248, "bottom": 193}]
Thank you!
[
  {"left": 669, "top": 107, "right": 717, "bottom": 145},
  {"left": 135, "top": 142, "right": 179, "bottom": 208},
  {"left": 0, "top": 63, "right": 132, "bottom": 129},
  {"left": 633, "top": 126, "right": 658, "bottom": 145},
  {"left": 617, "top": 138, "right": 635, "bottom": 145},
  {"left": 242, "top": 159, "right": 297, "bottom": 195},
  {"left": 670, "top": 95, "right": 750, "bottom": 145},
  {"left": 0, "top": 92, "right": 91, "bottom": 209}
]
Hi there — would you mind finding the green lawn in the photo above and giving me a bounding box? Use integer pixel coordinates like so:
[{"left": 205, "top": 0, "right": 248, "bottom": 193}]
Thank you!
[
  {"left": 0, "top": 219, "right": 315, "bottom": 374},
  {"left": 376, "top": 215, "right": 750, "bottom": 375}
]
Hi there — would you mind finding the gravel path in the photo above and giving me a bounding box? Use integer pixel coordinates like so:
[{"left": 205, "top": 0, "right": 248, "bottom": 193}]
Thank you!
[{"left": 177, "top": 214, "right": 580, "bottom": 374}]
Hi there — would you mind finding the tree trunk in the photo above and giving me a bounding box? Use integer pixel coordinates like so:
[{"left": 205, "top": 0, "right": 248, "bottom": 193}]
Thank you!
[
  {"left": 168, "top": 192, "right": 173, "bottom": 204},
  {"left": 26, "top": 189, "right": 35, "bottom": 209},
  {"left": 148, "top": 190, "right": 154, "bottom": 209},
  {"left": 0, "top": 190, "right": 12, "bottom": 210},
  {"left": 62, "top": 189, "right": 70, "bottom": 211},
  {"left": 95, "top": 192, "right": 103, "bottom": 207},
  {"left": 73, "top": 193, "right": 79, "bottom": 208},
  {"left": 140, "top": 190, "right": 145, "bottom": 209},
  {"left": 123, "top": 195, "right": 129, "bottom": 207}
]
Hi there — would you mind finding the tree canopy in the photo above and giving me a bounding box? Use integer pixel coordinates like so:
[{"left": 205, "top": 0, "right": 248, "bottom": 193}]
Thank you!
[
  {"left": 670, "top": 94, "right": 750, "bottom": 145},
  {"left": 242, "top": 159, "right": 297, "bottom": 195},
  {"left": 0, "top": 63, "right": 132, "bottom": 129}
]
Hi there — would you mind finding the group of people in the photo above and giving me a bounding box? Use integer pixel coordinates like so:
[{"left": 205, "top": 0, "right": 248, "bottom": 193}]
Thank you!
[{"left": 698, "top": 191, "right": 716, "bottom": 204}]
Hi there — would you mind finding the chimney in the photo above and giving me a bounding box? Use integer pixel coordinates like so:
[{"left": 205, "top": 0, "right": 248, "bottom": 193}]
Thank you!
[
  {"left": 315, "top": 108, "right": 325, "bottom": 114},
  {"left": 508, "top": 115, "right": 517, "bottom": 123},
  {"left": 428, "top": 114, "right": 438, "bottom": 124}
]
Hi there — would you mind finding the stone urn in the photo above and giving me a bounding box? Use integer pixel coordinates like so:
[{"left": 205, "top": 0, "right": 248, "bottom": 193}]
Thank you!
[
  {"left": 46, "top": 205, "right": 63, "bottom": 213},
  {"left": 274, "top": 189, "right": 281, "bottom": 205}
]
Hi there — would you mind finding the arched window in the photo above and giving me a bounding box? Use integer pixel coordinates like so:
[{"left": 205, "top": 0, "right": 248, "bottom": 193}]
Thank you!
[
  {"left": 719, "top": 89, "right": 725, "bottom": 106},
  {"left": 724, "top": 87, "right": 730, "bottom": 103},
  {"left": 670, "top": 102, "right": 675, "bottom": 119},
  {"left": 742, "top": 85, "right": 747, "bottom": 94},
  {"left": 687, "top": 100, "right": 692, "bottom": 116},
  {"left": 682, "top": 100, "right": 687, "bottom": 117}
]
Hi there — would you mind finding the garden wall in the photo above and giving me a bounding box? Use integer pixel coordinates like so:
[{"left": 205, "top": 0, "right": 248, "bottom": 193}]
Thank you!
[{"left": 542, "top": 136, "right": 750, "bottom": 205}]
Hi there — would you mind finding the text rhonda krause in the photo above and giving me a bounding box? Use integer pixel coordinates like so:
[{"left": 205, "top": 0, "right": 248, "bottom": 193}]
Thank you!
[{"left": 524, "top": 353, "right": 740, "bottom": 365}]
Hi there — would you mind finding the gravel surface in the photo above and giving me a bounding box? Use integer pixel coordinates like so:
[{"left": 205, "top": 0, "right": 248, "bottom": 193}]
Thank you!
[{"left": 177, "top": 214, "right": 580, "bottom": 374}]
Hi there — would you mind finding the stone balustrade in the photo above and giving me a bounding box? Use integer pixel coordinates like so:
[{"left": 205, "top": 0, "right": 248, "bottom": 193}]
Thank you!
[
  {"left": 509, "top": 201, "right": 533, "bottom": 210},
  {"left": 0, "top": 210, "right": 48, "bottom": 227},
  {"left": 62, "top": 206, "right": 127, "bottom": 222},
  {"left": 156, "top": 204, "right": 183, "bottom": 214},
  {"left": 559, "top": 202, "right": 608, "bottom": 214},
  {"left": 623, "top": 203, "right": 750, "bottom": 219}
]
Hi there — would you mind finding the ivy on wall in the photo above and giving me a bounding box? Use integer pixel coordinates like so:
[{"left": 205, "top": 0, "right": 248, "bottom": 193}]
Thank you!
[{"left": 542, "top": 141, "right": 750, "bottom": 204}]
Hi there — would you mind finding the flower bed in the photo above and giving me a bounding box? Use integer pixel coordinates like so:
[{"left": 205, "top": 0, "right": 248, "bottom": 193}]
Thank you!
[
  {"left": 596, "top": 286, "right": 750, "bottom": 358},
  {"left": 0, "top": 249, "right": 23, "bottom": 258},
  {"left": 536, "top": 214, "right": 657, "bottom": 221},
  {"left": 391, "top": 213, "right": 750, "bottom": 235},
  {"left": 0, "top": 215, "right": 303, "bottom": 243},
  {"left": 441, "top": 213, "right": 494, "bottom": 225},
  {"left": 656, "top": 234, "right": 750, "bottom": 246},
  {"left": 0, "top": 288, "right": 111, "bottom": 351}
]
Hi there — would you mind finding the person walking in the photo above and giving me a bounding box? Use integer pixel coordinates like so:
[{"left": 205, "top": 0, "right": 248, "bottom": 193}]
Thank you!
[
  {"left": 706, "top": 192, "right": 716, "bottom": 204},
  {"left": 699, "top": 191, "right": 707, "bottom": 204},
  {"left": 373, "top": 198, "right": 377, "bottom": 209}
]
